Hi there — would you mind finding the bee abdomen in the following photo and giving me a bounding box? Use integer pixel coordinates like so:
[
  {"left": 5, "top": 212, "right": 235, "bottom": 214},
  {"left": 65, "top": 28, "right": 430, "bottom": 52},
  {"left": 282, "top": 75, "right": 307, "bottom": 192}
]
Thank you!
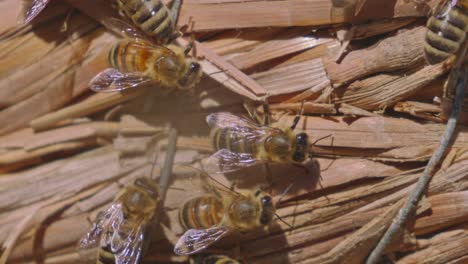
[
  {"left": 201, "top": 255, "right": 241, "bottom": 264},
  {"left": 96, "top": 245, "right": 116, "bottom": 264},
  {"left": 107, "top": 40, "right": 150, "bottom": 73},
  {"left": 119, "top": 0, "right": 174, "bottom": 41},
  {"left": 179, "top": 196, "right": 224, "bottom": 230},
  {"left": 211, "top": 128, "right": 257, "bottom": 154},
  {"left": 424, "top": 4, "right": 468, "bottom": 64}
]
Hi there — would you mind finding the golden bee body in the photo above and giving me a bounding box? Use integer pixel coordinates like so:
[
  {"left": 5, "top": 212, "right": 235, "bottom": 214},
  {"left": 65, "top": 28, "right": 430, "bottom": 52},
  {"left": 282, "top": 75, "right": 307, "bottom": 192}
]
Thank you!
[
  {"left": 175, "top": 183, "right": 276, "bottom": 255},
  {"left": 206, "top": 112, "right": 310, "bottom": 173},
  {"left": 424, "top": 0, "right": 468, "bottom": 64},
  {"left": 116, "top": 0, "right": 176, "bottom": 43},
  {"left": 179, "top": 189, "right": 274, "bottom": 232},
  {"left": 210, "top": 126, "right": 303, "bottom": 163},
  {"left": 89, "top": 39, "right": 202, "bottom": 92},
  {"left": 107, "top": 39, "right": 202, "bottom": 89},
  {"left": 191, "top": 254, "right": 242, "bottom": 264},
  {"left": 81, "top": 177, "right": 160, "bottom": 264}
]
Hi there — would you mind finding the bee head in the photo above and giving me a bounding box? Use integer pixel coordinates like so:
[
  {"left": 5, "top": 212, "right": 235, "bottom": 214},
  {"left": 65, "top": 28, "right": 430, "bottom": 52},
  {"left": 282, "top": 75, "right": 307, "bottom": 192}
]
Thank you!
[
  {"left": 178, "top": 61, "right": 202, "bottom": 90},
  {"left": 292, "top": 132, "right": 309, "bottom": 162}
]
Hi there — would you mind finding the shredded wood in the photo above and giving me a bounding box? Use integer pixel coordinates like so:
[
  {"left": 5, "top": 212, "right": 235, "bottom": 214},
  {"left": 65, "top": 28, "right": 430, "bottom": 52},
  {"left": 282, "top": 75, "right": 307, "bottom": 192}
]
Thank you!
[{"left": 0, "top": 0, "right": 466, "bottom": 263}]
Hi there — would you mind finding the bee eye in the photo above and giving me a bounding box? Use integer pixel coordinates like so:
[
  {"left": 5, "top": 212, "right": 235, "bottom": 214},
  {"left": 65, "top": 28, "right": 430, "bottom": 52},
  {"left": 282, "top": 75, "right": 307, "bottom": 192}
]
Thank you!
[
  {"left": 261, "top": 196, "right": 271, "bottom": 205},
  {"left": 190, "top": 62, "right": 200, "bottom": 72}
]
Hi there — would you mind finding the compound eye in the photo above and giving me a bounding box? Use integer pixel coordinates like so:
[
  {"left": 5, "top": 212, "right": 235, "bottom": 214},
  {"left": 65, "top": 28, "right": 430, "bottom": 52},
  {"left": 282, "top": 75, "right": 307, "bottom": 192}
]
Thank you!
[
  {"left": 261, "top": 196, "right": 271, "bottom": 205},
  {"left": 190, "top": 62, "right": 200, "bottom": 72}
]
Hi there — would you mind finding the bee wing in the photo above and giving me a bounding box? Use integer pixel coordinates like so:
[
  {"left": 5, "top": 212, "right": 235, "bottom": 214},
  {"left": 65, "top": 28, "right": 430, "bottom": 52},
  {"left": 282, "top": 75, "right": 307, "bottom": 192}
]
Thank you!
[
  {"left": 112, "top": 223, "right": 146, "bottom": 264},
  {"left": 18, "top": 0, "right": 50, "bottom": 25},
  {"left": 101, "top": 17, "right": 150, "bottom": 41},
  {"left": 206, "top": 112, "right": 261, "bottom": 129},
  {"left": 79, "top": 203, "right": 125, "bottom": 249},
  {"left": 174, "top": 227, "right": 230, "bottom": 255},
  {"left": 203, "top": 149, "right": 261, "bottom": 174},
  {"left": 89, "top": 68, "right": 153, "bottom": 92}
]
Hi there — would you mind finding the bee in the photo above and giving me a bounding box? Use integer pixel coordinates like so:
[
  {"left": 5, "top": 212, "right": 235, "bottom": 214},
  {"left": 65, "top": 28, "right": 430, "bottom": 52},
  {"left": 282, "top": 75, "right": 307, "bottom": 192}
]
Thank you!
[
  {"left": 89, "top": 38, "right": 202, "bottom": 92},
  {"left": 80, "top": 177, "right": 160, "bottom": 264},
  {"left": 190, "top": 254, "right": 242, "bottom": 264},
  {"left": 115, "top": 0, "right": 180, "bottom": 44},
  {"left": 174, "top": 169, "right": 276, "bottom": 255},
  {"left": 424, "top": 0, "right": 468, "bottom": 64},
  {"left": 204, "top": 104, "right": 314, "bottom": 173}
]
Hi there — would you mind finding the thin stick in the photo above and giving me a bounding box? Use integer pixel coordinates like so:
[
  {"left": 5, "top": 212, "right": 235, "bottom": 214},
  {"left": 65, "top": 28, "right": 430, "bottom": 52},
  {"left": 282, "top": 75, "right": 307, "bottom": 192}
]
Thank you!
[
  {"left": 159, "top": 127, "right": 178, "bottom": 202},
  {"left": 366, "top": 45, "right": 468, "bottom": 264}
]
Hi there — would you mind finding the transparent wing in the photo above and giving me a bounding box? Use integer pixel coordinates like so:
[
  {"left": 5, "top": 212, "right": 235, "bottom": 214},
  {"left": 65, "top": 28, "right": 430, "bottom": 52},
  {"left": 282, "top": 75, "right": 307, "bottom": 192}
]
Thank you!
[
  {"left": 79, "top": 203, "right": 125, "bottom": 249},
  {"left": 203, "top": 149, "right": 261, "bottom": 174},
  {"left": 174, "top": 227, "right": 230, "bottom": 255},
  {"left": 89, "top": 68, "right": 153, "bottom": 92},
  {"left": 206, "top": 112, "right": 261, "bottom": 129},
  {"left": 18, "top": 0, "right": 50, "bottom": 25},
  {"left": 112, "top": 223, "right": 145, "bottom": 264},
  {"left": 101, "top": 17, "right": 149, "bottom": 40},
  {"left": 79, "top": 202, "right": 147, "bottom": 264},
  {"left": 207, "top": 112, "right": 274, "bottom": 146}
]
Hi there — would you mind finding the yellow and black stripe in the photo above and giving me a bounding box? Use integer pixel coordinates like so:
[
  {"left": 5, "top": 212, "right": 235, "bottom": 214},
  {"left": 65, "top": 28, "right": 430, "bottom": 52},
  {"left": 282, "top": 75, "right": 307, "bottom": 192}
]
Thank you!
[
  {"left": 179, "top": 196, "right": 224, "bottom": 230},
  {"left": 210, "top": 127, "right": 258, "bottom": 155},
  {"left": 424, "top": 0, "right": 468, "bottom": 64},
  {"left": 108, "top": 39, "right": 152, "bottom": 73},
  {"left": 97, "top": 244, "right": 116, "bottom": 264},
  {"left": 192, "top": 255, "right": 242, "bottom": 264},
  {"left": 117, "top": 0, "right": 174, "bottom": 42}
]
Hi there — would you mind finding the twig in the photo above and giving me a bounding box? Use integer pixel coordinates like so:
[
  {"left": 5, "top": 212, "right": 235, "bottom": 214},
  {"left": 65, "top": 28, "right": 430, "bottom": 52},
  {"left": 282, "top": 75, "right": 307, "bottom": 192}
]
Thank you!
[
  {"left": 159, "top": 128, "right": 178, "bottom": 202},
  {"left": 365, "top": 44, "right": 468, "bottom": 264}
]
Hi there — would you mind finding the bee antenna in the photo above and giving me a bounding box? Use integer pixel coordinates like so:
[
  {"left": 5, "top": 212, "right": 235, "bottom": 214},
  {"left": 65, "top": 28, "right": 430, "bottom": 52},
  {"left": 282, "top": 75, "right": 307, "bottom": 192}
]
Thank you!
[
  {"left": 274, "top": 212, "right": 293, "bottom": 229},
  {"left": 175, "top": 164, "right": 241, "bottom": 196},
  {"left": 290, "top": 100, "right": 305, "bottom": 130},
  {"left": 276, "top": 183, "right": 294, "bottom": 205}
]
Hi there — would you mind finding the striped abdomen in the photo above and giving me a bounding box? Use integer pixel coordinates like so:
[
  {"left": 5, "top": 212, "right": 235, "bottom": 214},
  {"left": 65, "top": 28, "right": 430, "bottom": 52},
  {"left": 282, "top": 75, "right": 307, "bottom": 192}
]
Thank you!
[
  {"left": 96, "top": 245, "right": 116, "bottom": 264},
  {"left": 424, "top": 0, "right": 468, "bottom": 64},
  {"left": 108, "top": 39, "right": 153, "bottom": 74},
  {"left": 194, "top": 255, "right": 241, "bottom": 264},
  {"left": 211, "top": 127, "right": 259, "bottom": 155},
  {"left": 117, "top": 0, "right": 174, "bottom": 42},
  {"left": 179, "top": 196, "right": 224, "bottom": 230}
]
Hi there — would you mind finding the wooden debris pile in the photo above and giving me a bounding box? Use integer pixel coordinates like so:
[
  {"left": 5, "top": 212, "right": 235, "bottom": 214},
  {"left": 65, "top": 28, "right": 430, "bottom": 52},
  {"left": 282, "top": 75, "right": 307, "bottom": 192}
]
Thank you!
[{"left": 0, "top": 0, "right": 466, "bottom": 263}]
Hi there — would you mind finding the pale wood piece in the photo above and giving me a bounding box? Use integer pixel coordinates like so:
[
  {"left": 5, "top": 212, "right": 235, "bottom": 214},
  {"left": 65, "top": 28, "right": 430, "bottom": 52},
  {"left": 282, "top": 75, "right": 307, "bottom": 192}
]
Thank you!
[
  {"left": 324, "top": 26, "right": 426, "bottom": 87},
  {"left": 30, "top": 89, "right": 145, "bottom": 132},
  {"left": 177, "top": 0, "right": 436, "bottom": 31},
  {"left": 331, "top": 62, "right": 450, "bottom": 110},
  {"left": 229, "top": 28, "right": 333, "bottom": 70},
  {"left": 279, "top": 115, "right": 468, "bottom": 161},
  {"left": 251, "top": 59, "right": 328, "bottom": 96},
  {"left": 394, "top": 101, "right": 443, "bottom": 123}
]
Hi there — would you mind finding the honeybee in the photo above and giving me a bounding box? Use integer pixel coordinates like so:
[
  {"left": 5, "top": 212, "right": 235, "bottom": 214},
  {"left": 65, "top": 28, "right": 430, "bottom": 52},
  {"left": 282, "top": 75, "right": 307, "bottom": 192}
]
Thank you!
[
  {"left": 190, "top": 254, "right": 242, "bottom": 264},
  {"left": 174, "top": 169, "right": 276, "bottom": 255},
  {"left": 89, "top": 38, "right": 202, "bottom": 92},
  {"left": 204, "top": 110, "right": 311, "bottom": 174},
  {"left": 115, "top": 0, "right": 180, "bottom": 44},
  {"left": 80, "top": 177, "right": 160, "bottom": 264},
  {"left": 424, "top": 0, "right": 468, "bottom": 64}
]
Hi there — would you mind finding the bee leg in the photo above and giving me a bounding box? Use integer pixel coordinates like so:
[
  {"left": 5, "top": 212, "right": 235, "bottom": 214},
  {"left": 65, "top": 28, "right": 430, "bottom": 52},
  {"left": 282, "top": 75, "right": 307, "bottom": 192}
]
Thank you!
[
  {"left": 262, "top": 99, "right": 271, "bottom": 126},
  {"left": 169, "top": 0, "right": 183, "bottom": 27},
  {"left": 262, "top": 163, "right": 274, "bottom": 192},
  {"left": 290, "top": 100, "right": 305, "bottom": 130},
  {"left": 243, "top": 102, "right": 263, "bottom": 124}
]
